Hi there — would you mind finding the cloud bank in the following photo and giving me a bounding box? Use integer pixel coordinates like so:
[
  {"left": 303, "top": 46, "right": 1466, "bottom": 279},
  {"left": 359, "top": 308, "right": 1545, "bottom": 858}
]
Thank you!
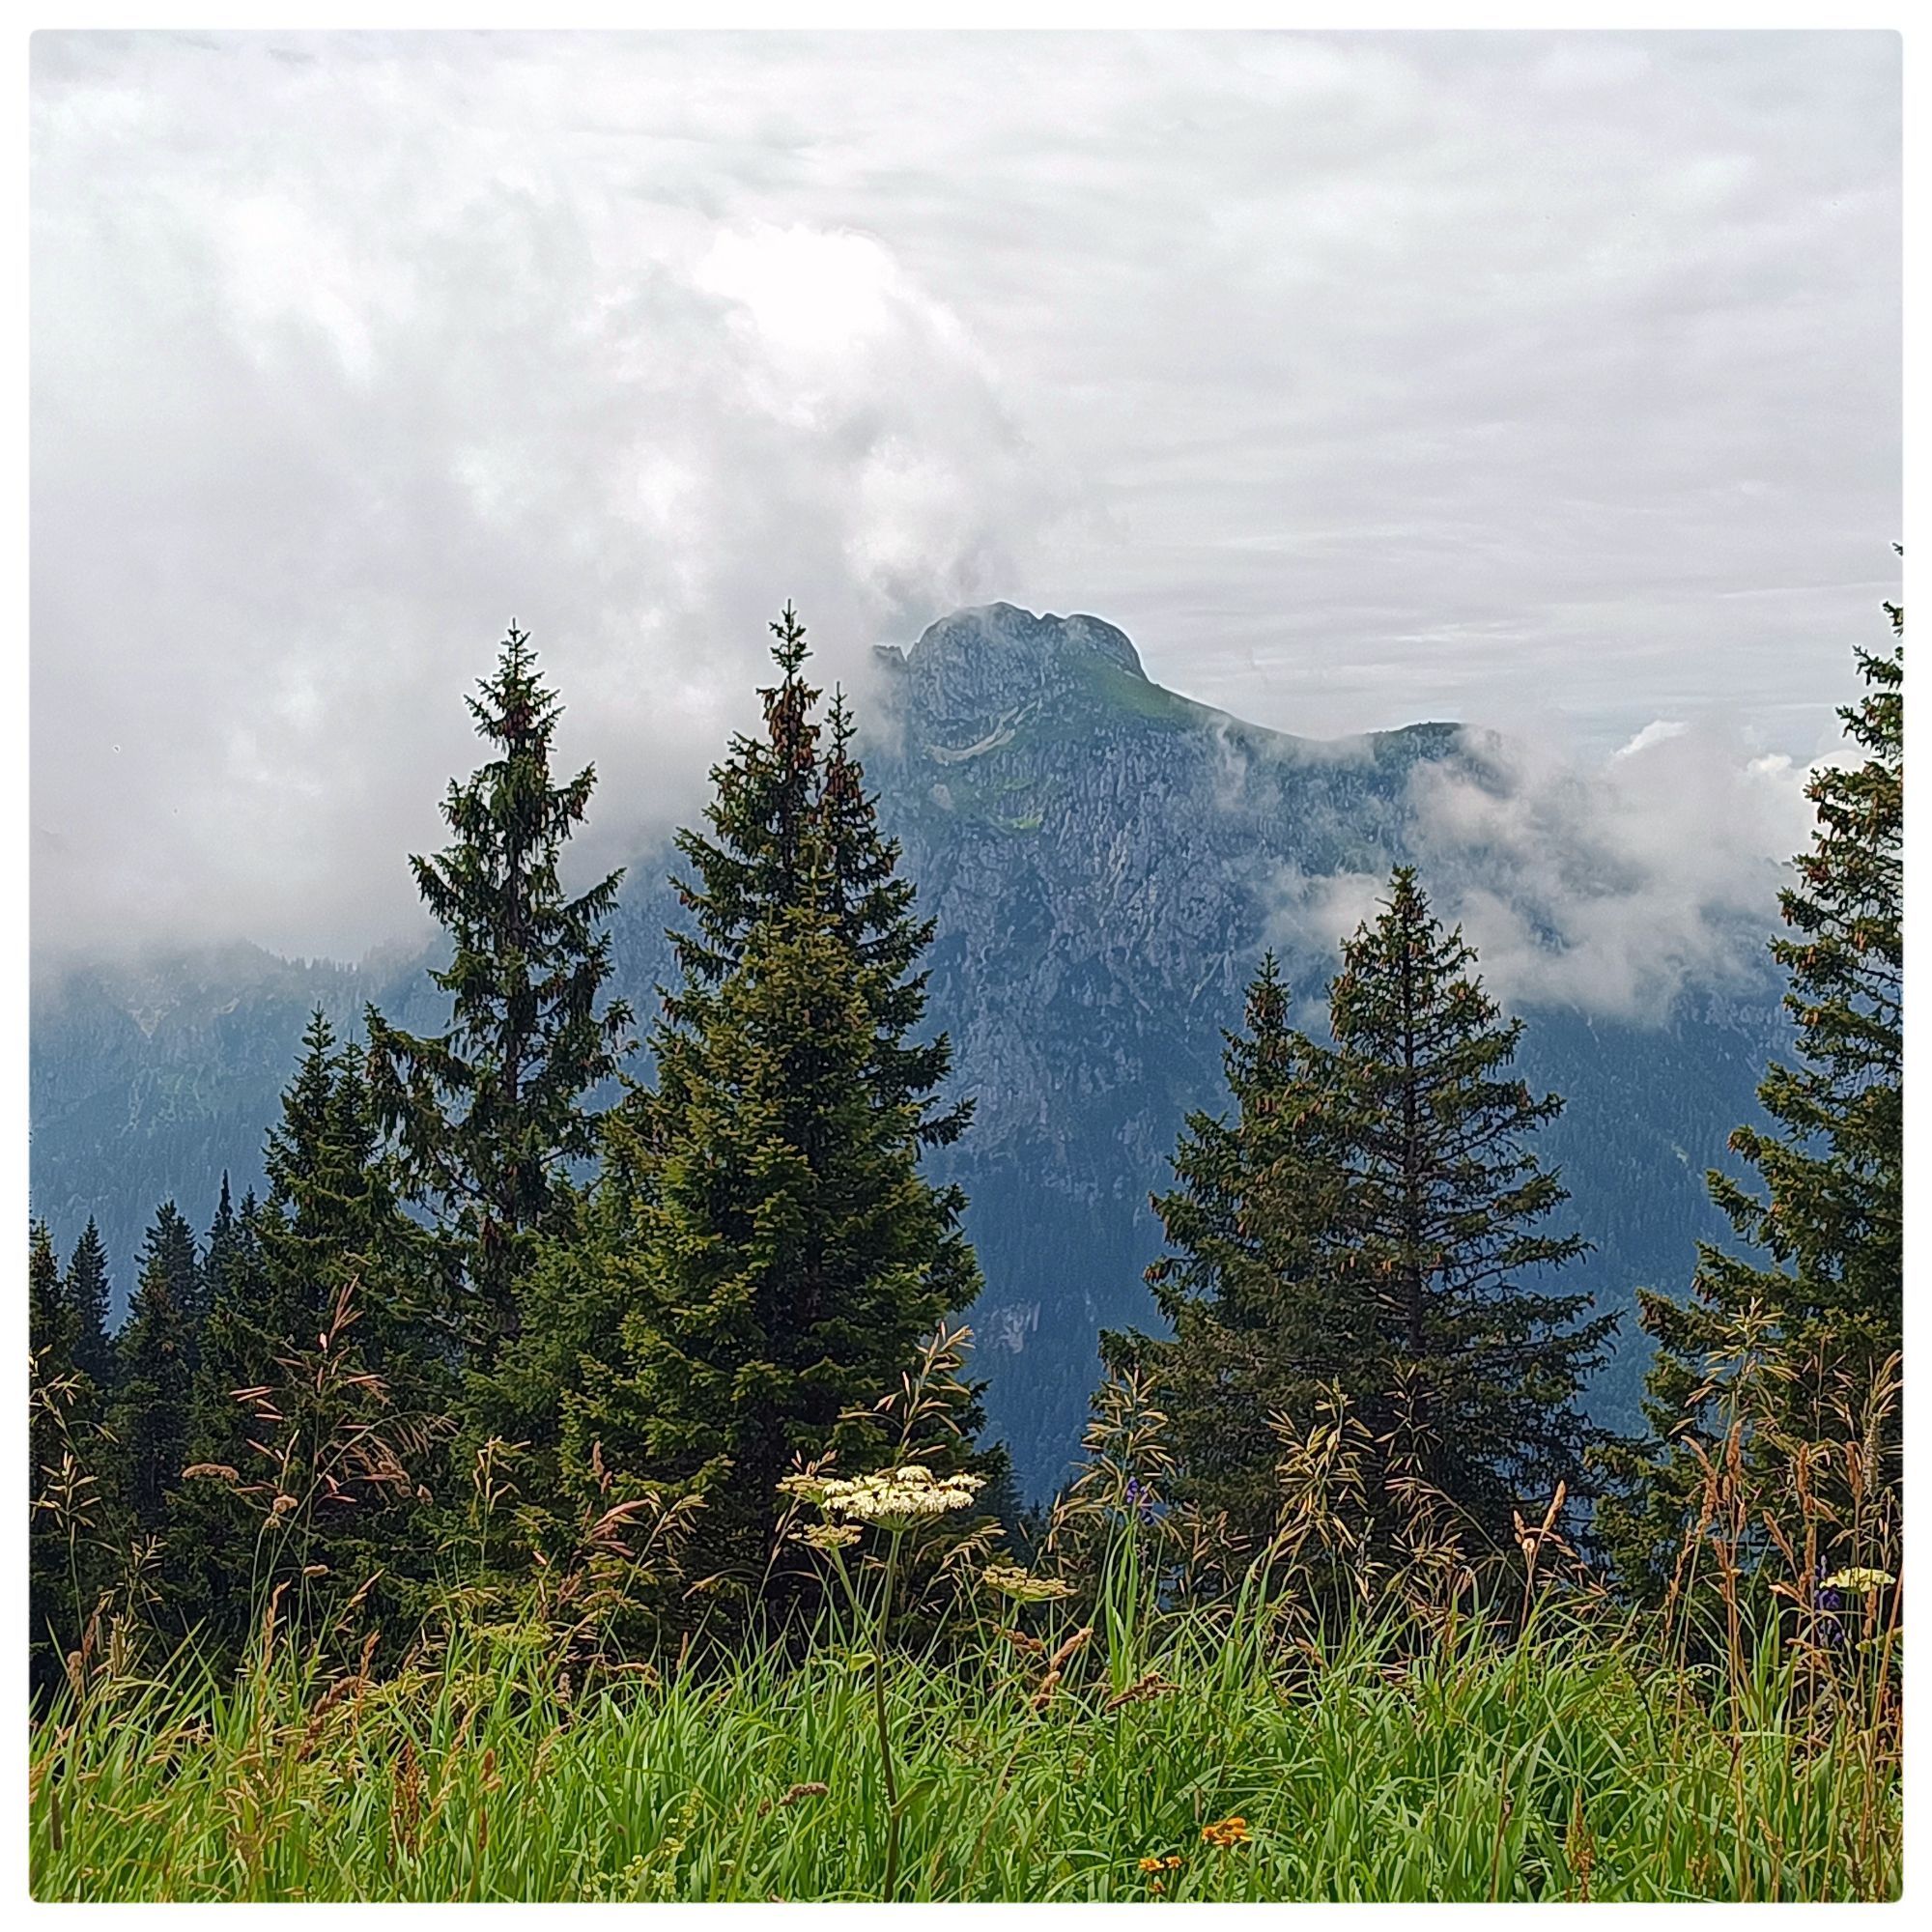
[
  {"left": 1267, "top": 719, "right": 1823, "bottom": 1020},
  {"left": 30, "top": 31, "right": 1898, "bottom": 964}
]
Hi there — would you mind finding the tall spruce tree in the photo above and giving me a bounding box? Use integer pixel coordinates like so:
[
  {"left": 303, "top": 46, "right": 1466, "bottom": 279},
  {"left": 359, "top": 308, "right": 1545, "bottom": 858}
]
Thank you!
[
  {"left": 108, "top": 1204, "right": 202, "bottom": 1532},
  {"left": 515, "top": 609, "right": 983, "bottom": 1599},
  {"left": 1124, "top": 872, "right": 1613, "bottom": 1569},
  {"left": 64, "top": 1217, "right": 115, "bottom": 1393},
  {"left": 1324, "top": 868, "right": 1615, "bottom": 1552},
  {"left": 364, "top": 626, "right": 633, "bottom": 1363},
  {"left": 1601, "top": 602, "right": 1903, "bottom": 1590}
]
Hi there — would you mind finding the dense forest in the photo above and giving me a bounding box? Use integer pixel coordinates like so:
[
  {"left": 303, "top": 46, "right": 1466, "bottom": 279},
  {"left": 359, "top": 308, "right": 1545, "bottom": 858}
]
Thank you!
[{"left": 29, "top": 593, "right": 1902, "bottom": 1901}]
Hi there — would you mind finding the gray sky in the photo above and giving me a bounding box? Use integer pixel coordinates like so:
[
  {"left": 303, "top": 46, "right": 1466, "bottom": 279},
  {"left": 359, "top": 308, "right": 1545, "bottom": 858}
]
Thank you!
[{"left": 31, "top": 29, "right": 1901, "bottom": 964}]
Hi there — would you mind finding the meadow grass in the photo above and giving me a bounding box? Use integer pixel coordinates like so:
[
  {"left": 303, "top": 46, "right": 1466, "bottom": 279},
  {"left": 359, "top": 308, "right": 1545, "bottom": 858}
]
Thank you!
[{"left": 29, "top": 1602, "right": 1900, "bottom": 1903}]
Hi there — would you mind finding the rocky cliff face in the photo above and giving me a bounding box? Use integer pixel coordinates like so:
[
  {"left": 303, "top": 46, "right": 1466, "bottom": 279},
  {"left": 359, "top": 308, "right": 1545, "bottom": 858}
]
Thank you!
[{"left": 30, "top": 604, "right": 1785, "bottom": 1497}]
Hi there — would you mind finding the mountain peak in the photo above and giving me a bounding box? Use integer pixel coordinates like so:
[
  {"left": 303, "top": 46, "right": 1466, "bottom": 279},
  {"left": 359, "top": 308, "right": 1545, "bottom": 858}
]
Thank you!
[
  {"left": 877, "top": 604, "right": 1153, "bottom": 744},
  {"left": 908, "top": 603, "right": 1147, "bottom": 682}
]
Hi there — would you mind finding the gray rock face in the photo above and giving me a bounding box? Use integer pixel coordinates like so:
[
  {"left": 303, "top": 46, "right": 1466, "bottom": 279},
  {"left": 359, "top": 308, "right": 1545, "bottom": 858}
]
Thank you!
[{"left": 30, "top": 604, "right": 1785, "bottom": 1499}]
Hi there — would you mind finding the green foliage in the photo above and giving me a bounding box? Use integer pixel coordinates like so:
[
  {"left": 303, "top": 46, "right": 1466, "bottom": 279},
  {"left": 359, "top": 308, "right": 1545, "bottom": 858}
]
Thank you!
[
  {"left": 364, "top": 626, "right": 634, "bottom": 1364},
  {"left": 1603, "top": 603, "right": 1904, "bottom": 1592},
  {"left": 29, "top": 1607, "right": 1899, "bottom": 1902},
  {"left": 107, "top": 1205, "right": 203, "bottom": 1532},
  {"left": 1109, "top": 956, "right": 1360, "bottom": 1545},
  {"left": 1121, "top": 872, "right": 1616, "bottom": 1577},
  {"left": 504, "top": 608, "right": 984, "bottom": 1605},
  {"left": 63, "top": 1217, "right": 117, "bottom": 1396},
  {"left": 170, "top": 1016, "right": 457, "bottom": 1665}
]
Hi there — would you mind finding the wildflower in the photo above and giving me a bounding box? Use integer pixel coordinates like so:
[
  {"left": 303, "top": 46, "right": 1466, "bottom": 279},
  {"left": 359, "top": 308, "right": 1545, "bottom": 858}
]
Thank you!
[
  {"left": 1822, "top": 1567, "right": 1895, "bottom": 1594},
  {"left": 981, "top": 1563, "right": 1075, "bottom": 1603},
  {"left": 793, "top": 1521, "right": 862, "bottom": 1551},
  {"left": 1201, "top": 1815, "right": 1250, "bottom": 1849},
  {"left": 778, "top": 1463, "right": 985, "bottom": 1532},
  {"left": 1139, "top": 1857, "right": 1165, "bottom": 1874}
]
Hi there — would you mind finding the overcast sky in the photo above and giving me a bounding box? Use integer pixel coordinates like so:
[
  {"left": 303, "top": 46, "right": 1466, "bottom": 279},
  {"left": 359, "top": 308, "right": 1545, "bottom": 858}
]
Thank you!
[{"left": 31, "top": 29, "right": 1901, "bottom": 964}]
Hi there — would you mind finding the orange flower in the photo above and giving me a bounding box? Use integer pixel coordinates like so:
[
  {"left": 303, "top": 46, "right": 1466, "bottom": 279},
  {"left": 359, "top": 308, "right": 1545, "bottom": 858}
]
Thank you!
[{"left": 1201, "top": 1815, "right": 1251, "bottom": 1849}]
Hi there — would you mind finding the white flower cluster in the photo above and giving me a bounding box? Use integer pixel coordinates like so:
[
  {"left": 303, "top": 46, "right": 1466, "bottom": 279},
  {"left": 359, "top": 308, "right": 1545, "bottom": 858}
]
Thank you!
[{"left": 779, "top": 1463, "right": 985, "bottom": 1532}]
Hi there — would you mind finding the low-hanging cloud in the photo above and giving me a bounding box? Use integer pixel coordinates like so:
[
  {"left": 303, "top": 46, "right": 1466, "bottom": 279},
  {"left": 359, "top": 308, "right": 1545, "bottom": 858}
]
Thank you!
[
  {"left": 30, "top": 32, "right": 1898, "bottom": 969},
  {"left": 1267, "top": 718, "right": 1825, "bottom": 1021},
  {"left": 31, "top": 40, "right": 1068, "bottom": 962}
]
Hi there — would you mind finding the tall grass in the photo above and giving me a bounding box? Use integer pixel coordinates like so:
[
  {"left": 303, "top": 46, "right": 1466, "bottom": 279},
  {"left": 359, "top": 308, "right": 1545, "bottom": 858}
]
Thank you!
[
  {"left": 28, "top": 1327, "right": 1902, "bottom": 1902},
  {"left": 29, "top": 1597, "right": 1898, "bottom": 1902}
]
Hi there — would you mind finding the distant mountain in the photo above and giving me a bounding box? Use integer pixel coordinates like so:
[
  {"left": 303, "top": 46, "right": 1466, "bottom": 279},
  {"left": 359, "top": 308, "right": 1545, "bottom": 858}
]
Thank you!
[{"left": 30, "top": 604, "right": 1789, "bottom": 1498}]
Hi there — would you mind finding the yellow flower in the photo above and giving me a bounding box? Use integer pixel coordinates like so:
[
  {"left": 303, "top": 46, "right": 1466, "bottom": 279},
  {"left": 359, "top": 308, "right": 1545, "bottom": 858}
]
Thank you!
[
  {"left": 1823, "top": 1567, "right": 1895, "bottom": 1594},
  {"left": 1139, "top": 1857, "right": 1164, "bottom": 1874},
  {"left": 1201, "top": 1815, "right": 1250, "bottom": 1848}
]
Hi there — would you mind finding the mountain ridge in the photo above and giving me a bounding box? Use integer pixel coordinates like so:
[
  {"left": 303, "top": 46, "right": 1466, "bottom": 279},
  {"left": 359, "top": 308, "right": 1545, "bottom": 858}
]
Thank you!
[{"left": 30, "top": 604, "right": 1786, "bottom": 1495}]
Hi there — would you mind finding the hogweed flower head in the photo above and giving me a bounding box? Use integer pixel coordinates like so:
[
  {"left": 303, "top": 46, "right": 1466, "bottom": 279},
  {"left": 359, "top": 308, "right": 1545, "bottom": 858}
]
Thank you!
[
  {"left": 981, "top": 1563, "right": 1075, "bottom": 1603},
  {"left": 776, "top": 1463, "right": 985, "bottom": 1533}
]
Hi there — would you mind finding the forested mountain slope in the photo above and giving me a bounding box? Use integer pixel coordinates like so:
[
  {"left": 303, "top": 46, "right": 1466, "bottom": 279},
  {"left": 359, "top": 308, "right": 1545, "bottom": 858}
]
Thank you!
[{"left": 30, "top": 605, "right": 1786, "bottom": 1495}]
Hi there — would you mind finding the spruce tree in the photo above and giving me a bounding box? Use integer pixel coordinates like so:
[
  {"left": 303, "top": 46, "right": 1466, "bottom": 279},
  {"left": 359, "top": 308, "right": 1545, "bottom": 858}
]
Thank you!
[
  {"left": 108, "top": 1204, "right": 201, "bottom": 1532},
  {"left": 1125, "top": 874, "right": 1613, "bottom": 1572},
  {"left": 364, "top": 626, "right": 633, "bottom": 1362},
  {"left": 514, "top": 609, "right": 983, "bottom": 1601},
  {"left": 30, "top": 1219, "right": 72, "bottom": 1365},
  {"left": 167, "top": 1186, "right": 272, "bottom": 1651},
  {"left": 30, "top": 1222, "right": 102, "bottom": 1699},
  {"left": 1108, "top": 955, "right": 1360, "bottom": 1543},
  {"left": 1602, "top": 603, "right": 1903, "bottom": 1590},
  {"left": 176, "top": 1015, "right": 455, "bottom": 1657},
  {"left": 30, "top": 1223, "right": 73, "bottom": 1685},
  {"left": 64, "top": 1217, "right": 115, "bottom": 1394},
  {"left": 1324, "top": 867, "right": 1614, "bottom": 1552}
]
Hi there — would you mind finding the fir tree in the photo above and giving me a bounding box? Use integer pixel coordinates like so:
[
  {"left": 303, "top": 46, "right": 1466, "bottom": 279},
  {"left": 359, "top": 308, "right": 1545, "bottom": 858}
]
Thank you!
[
  {"left": 63, "top": 1217, "right": 115, "bottom": 1394},
  {"left": 1124, "top": 875, "right": 1614, "bottom": 1572},
  {"left": 1323, "top": 867, "right": 1614, "bottom": 1552},
  {"left": 30, "top": 1223, "right": 73, "bottom": 1684},
  {"left": 108, "top": 1204, "right": 201, "bottom": 1532},
  {"left": 1108, "top": 955, "right": 1360, "bottom": 1543},
  {"left": 1602, "top": 602, "right": 1904, "bottom": 1590},
  {"left": 176, "top": 1016, "right": 455, "bottom": 1658},
  {"left": 30, "top": 1219, "right": 72, "bottom": 1365},
  {"left": 364, "top": 627, "right": 633, "bottom": 1362},
  {"left": 30, "top": 1222, "right": 103, "bottom": 1699},
  {"left": 508, "top": 609, "right": 984, "bottom": 1601}
]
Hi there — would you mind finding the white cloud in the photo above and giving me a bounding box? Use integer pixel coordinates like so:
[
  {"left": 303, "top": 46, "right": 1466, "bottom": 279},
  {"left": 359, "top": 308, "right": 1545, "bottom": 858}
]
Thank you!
[
  {"left": 1268, "top": 720, "right": 1826, "bottom": 1021},
  {"left": 29, "top": 31, "right": 1898, "bottom": 963}
]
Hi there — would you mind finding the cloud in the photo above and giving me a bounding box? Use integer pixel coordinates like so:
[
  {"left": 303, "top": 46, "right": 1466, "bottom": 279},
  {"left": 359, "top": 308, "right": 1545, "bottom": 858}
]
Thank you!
[
  {"left": 29, "top": 32, "right": 1898, "bottom": 963},
  {"left": 1267, "top": 719, "right": 1825, "bottom": 1020},
  {"left": 31, "top": 43, "right": 1066, "bottom": 960}
]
